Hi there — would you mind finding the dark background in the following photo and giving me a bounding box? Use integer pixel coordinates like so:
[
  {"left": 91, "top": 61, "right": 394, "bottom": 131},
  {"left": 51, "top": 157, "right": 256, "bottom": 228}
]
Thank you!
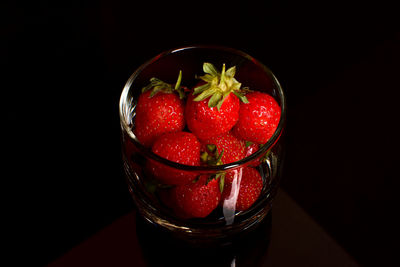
[{"left": 4, "top": 0, "right": 399, "bottom": 266}]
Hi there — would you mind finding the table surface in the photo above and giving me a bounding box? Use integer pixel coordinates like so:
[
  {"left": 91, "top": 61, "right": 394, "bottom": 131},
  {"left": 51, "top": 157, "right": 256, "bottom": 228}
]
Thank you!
[{"left": 47, "top": 190, "right": 359, "bottom": 267}]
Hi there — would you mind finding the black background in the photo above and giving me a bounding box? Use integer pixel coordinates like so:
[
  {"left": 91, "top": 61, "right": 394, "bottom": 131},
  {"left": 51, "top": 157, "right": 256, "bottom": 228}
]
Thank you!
[{"left": 4, "top": 0, "right": 399, "bottom": 266}]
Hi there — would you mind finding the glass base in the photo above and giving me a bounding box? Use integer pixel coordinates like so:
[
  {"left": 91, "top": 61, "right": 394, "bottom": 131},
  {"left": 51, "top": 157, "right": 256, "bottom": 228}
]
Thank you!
[{"left": 135, "top": 210, "right": 272, "bottom": 266}]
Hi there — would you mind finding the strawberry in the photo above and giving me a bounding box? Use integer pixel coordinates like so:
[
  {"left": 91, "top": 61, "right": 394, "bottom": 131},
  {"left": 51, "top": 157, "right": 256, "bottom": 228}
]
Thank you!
[
  {"left": 221, "top": 167, "right": 263, "bottom": 211},
  {"left": 232, "top": 91, "right": 281, "bottom": 144},
  {"left": 172, "top": 175, "right": 221, "bottom": 218},
  {"left": 243, "top": 141, "right": 263, "bottom": 166},
  {"left": 147, "top": 131, "right": 201, "bottom": 185},
  {"left": 134, "top": 71, "right": 185, "bottom": 147},
  {"left": 185, "top": 63, "right": 248, "bottom": 140},
  {"left": 201, "top": 131, "right": 246, "bottom": 165},
  {"left": 244, "top": 141, "right": 260, "bottom": 159}
]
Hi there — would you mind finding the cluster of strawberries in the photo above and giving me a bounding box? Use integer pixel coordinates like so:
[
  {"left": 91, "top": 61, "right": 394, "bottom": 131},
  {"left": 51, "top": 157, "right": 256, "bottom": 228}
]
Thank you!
[{"left": 133, "top": 63, "right": 281, "bottom": 218}]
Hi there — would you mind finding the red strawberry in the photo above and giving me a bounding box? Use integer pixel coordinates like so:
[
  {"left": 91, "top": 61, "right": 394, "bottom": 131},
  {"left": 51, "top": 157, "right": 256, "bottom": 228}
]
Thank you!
[
  {"left": 221, "top": 167, "right": 263, "bottom": 211},
  {"left": 172, "top": 175, "right": 221, "bottom": 218},
  {"left": 232, "top": 91, "right": 281, "bottom": 144},
  {"left": 243, "top": 141, "right": 263, "bottom": 166},
  {"left": 244, "top": 141, "right": 260, "bottom": 158},
  {"left": 185, "top": 63, "right": 248, "bottom": 140},
  {"left": 201, "top": 131, "right": 246, "bottom": 165},
  {"left": 147, "top": 131, "right": 200, "bottom": 185},
  {"left": 134, "top": 71, "right": 185, "bottom": 147}
]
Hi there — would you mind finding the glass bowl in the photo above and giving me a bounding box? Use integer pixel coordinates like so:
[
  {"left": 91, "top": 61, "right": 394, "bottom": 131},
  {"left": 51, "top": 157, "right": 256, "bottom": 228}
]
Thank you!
[{"left": 119, "top": 45, "right": 286, "bottom": 245}]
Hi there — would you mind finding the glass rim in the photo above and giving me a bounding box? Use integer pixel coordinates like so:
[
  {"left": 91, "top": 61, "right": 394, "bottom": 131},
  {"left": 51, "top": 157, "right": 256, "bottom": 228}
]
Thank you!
[{"left": 119, "top": 45, "right": 286, "bottom": 172}]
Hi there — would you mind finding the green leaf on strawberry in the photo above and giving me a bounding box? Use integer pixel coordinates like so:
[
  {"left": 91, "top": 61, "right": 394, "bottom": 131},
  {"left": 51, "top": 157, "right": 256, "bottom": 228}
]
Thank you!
[
  {"left": 200, "top": 148, "right": 224, "bottom": 166},
  {"left": 199, "top": 131, "right": 248, "bottom": 195},
  {"left": 201, "top": 132, "right": 246, "bottom": 165},
  {"left": 134, "top": 71, "right": 187, "bottom": 147},
  {"left": 193, "top": 63, "right": 248, "bottom": 110},
  {"left": 203, "top": 62, "right": 220, "bottom": 76},
  {"left": 142, "top": 70, "right": 185, "bottom": 99},
  {"left": 216, "top": 172, "right": 225, "bottom": 193},
  {"left": 200, "top": 147, "right": 226, "bottom": 192}
]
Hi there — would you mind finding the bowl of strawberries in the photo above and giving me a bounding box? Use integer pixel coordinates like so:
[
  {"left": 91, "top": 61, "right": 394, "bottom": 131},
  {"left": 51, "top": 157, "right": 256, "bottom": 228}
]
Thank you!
[{"left": 119, "top": 46, "right": 286, "bottom": 245}]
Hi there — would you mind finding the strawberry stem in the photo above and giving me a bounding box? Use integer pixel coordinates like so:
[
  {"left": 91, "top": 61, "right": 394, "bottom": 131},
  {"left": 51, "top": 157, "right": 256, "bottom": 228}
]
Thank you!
[
  {"left": 218, "top": 173, "right": 225, "bottom": 193},
  {"left": 175, "top": 70, "right": 182, "bottom": 90},
  {"left": 219, "top": 64, "right": 226, "bottom": 90},
  {"left": 206, "top": 144, "right": 216, "bottom": 153},
  {"left": 200, "top": 151, "right": 209, "bottom": 163}
]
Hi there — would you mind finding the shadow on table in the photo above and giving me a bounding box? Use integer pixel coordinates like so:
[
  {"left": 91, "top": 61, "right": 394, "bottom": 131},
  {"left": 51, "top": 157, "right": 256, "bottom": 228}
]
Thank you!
[{"left": 135, "top": 211, "right": 272, "bottom": 267}]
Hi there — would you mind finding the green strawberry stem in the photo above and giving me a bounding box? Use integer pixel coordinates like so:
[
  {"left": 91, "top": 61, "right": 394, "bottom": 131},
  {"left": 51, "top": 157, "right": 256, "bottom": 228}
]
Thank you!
[
  {"left": 175, "top": 70, "right": 182, "bottom": 90},
  {"left": 205, "top": 172, "right": 225, "bottom": 193},
  {"left": 142, "top": 70, "right": 185, "bottom": 99},
  {"left": 174, "top": 70, "right": 185, "bottom": 99},
  {"left": 201, "top": 146, "right": 226, "bottom": 192},
  {"left": 200, "top": 148, "right": 224, "bottom": 166},
  {"left": 193, "top": 62, "right": 249, "bottom": 110},
  {"left": 216, "top": 173, "right": 225, "bottom": 193},
  {"left": 219, "top": 64, "right": 226, "bottom": 89},
  {"left": 206, "top": 144, "right": 217, "bottom": 153}
]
